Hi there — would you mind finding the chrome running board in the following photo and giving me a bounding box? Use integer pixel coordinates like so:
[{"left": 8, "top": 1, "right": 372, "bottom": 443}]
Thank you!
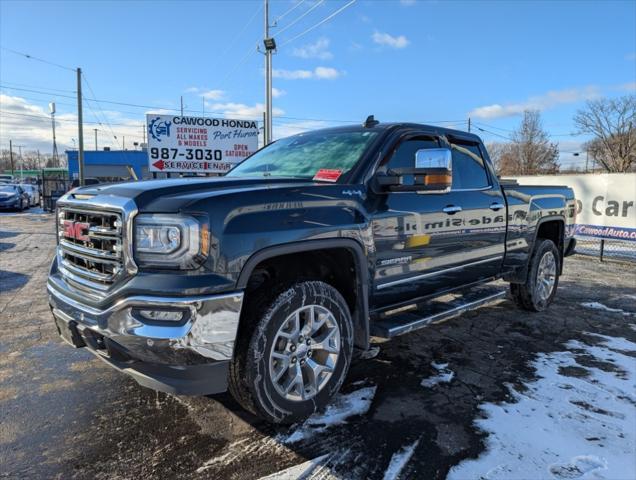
[{"left": 370, "top": 286, "right": 507, "bottom": 338}]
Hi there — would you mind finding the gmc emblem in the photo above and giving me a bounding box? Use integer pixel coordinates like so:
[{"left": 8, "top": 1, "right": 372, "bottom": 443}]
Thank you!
[{"left": 63, "top": 220, "right": 90, "bottom": 242}]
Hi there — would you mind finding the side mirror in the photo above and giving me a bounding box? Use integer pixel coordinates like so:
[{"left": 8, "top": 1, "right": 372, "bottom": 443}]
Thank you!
[{"left": 374, "top": 147, "right": 452, "bottom": 193}]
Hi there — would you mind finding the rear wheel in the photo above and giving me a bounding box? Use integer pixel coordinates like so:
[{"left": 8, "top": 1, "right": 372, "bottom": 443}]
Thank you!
[
  {"left": 229, "top": 281, "right": 354, "bottom": 424},
  {"left": 510, "top": 238, "right": 560, "bottom": 311}
]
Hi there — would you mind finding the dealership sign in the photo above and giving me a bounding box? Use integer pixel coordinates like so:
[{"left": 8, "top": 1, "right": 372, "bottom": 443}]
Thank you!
[
  {"left": 514, "top": 173, "right": 636, "bottom": 242},
  {"left": 146, "top": 115, "right": 259, "bottom": 173}
]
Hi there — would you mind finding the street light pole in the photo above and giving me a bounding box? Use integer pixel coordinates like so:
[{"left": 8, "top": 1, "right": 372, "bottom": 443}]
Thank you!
[
  {"left": 94, "top": 128, "right": 98, "bottom": 150},
  {"left": 76, "top": 67, "right": 85, "bottom": 186},
  {"left": 263, "top": 0, "right": 274, "bottom": 145}
]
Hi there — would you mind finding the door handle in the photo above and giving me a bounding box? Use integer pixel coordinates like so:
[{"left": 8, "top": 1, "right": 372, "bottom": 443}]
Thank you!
[
  {"left": 443, "top": 205, "right": 462, "bottom": 215},
  {"left": 489, "top": 203, "right": 505, "bottom": 211}
]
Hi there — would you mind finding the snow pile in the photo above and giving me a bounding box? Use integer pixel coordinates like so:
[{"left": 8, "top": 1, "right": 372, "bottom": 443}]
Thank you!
[
  {"left": 283, "top": 386, "right": 377, "bottom": 444},
  {"left": 581, "top": 302, "right": 634, "bottom": 316},
  {"left": 382, "top": 439, "right": 420, "bottom": 480},
  {"left": 448, "top": 334, "right": 636, "bottom": 480},
  {"left": 259, "top": 454, "right": 332, "bottom": 480},
  {"left": 421, "top": 362, "right": 455, "bottom": 388}
]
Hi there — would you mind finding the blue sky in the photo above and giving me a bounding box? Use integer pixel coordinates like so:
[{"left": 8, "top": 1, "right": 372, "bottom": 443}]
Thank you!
[{"left": 1, "top": 0, "right": 635, "bottom": 169}]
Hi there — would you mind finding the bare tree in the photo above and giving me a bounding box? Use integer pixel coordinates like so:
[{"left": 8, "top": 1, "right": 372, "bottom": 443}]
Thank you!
[
  {"left": 492, "top": 110, "right": 559, "bottom": 176},
  {"left": 574, "top": 95, "right": 636, "bottom": 172}
]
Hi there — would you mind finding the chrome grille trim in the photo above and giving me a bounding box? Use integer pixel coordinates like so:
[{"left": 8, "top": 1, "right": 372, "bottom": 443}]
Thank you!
[
  {"left": 57, "top": 207, "right": 124, "bottom": 288},
  {"left": 59, "top": 238, "right": 122, "bottom": 261},
  {"left": 55, "top": 192, "right": 139, "bottom": 295}
]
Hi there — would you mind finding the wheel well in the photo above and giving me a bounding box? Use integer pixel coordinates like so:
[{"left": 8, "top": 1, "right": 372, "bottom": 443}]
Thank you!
[
  {"left": 238, "top": 247, "right": 368, "bottom": 349},
  {"left": 537, "top": 220, "right": 564, "bottom": 270}
]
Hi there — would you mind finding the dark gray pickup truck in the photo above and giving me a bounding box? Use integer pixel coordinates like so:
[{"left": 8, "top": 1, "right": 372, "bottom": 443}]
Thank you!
[{"left": 48, "top": 120, "right": 576, "bottom": 423}]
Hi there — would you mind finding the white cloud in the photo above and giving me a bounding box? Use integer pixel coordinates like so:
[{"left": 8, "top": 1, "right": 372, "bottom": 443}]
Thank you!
[
  {"left": 200, "top": 89, "right": 225, "bottom": 100},
  {"left": 314, "top": 66, "right": 340, "bottom": 79},
  {"left": 292, "top": 38, "right": 333, "bottom": 60},
  {"left": 273, "top": 120, "right": 329, "bottom": 140},
  {"left": 272, "top": 68, "right": 313, "bottom": 80},
  {"left": 272, "top": 87, "right": 286, "bottom": 98},
  {"left": 185, "top": 87, "right": 225, "bottom": 100},
  {"left": 372, "top": 31, "right": 410, "bottom": 49},
  {"left": 400, "top": 0, "right": 417, "bottom": 6},
  {"left": 0, "top": 94, "right": 144, "bottom": 152},
  {"left": 272, "top": 67, "right": 341, "bottom": 80},
  {"left": 209, "top": 102, "right": 284, "bottom": 120},
  {"left": 626, "top": 52, "right": 636, "bottom": 61},
  {"left": 619, "top": 82, "right": 636, "bottom": 92},
  {"left": 468, "top": 86, "right": 602, "bottom": 119}
]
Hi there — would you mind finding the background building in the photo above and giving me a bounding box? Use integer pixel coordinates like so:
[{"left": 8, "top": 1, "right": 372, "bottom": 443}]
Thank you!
[{"left": 66, "top": 149, "right": 148, "bottom": 182}]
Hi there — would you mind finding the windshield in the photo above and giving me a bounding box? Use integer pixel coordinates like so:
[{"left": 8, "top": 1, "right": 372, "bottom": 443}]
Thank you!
[
  {"left": 0, "top": 185, "right": 17, "bottom": 193},
  {"left": 227, "top": 130, "right": 379, "bottom": 181}
]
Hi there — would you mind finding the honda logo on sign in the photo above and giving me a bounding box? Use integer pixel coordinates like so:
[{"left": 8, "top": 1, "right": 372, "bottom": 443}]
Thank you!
[{"left": 63, "top": 220, "right": 90, "bottom": 242}]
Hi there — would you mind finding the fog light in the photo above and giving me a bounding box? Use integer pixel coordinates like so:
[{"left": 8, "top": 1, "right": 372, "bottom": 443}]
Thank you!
[{"left": 138, "top": 310, "right": 184, "bottom": 322}]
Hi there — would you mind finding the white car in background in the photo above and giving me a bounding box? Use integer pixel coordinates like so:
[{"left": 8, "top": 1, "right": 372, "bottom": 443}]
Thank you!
[{"left": 20, "top": 184, "right": 41, "bottom": 207}]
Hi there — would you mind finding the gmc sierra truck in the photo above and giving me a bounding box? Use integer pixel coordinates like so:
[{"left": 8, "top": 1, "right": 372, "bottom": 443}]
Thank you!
[{"left": 48, "top": 119, "right": 576, "bottom": 424}]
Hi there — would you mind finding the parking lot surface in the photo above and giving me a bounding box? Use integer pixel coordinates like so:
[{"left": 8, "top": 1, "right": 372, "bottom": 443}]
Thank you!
[{"left": 1, "top": 212, "right": 635, "bottom": 480}]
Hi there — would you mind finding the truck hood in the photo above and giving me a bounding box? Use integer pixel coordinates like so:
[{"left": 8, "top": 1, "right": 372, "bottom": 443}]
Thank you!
[{"left": 71, "top": 177, "right": 321, "bottom": 211}]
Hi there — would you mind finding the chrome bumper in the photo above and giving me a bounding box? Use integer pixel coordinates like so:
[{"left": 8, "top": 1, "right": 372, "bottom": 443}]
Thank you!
[{"left": 48, "top": 281, "right": 244, "bottom": 365}]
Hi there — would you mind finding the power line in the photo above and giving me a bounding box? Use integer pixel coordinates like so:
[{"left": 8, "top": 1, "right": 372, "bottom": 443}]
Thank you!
[
  {"left": 474, "top": 126, "right": 512, "bottom": 141},
  {"left": 276, "top": 0, "right": 324, "bottom": 37},
  {"left": 0, "top": 46, "right": 75, "bottom": 71},
  {"left": 212, "top": 2, "right": 263, "bottom": 77},
  {"left": 280, "top": 0, "right": 357, "bottom": 48},
  {"left": 0, "top": 110, "right": 144, "bottom": 130},
  {"left": 2, "top": 83, "right": 473, "bottom": 129},
  {"left": 0, "top": 80, "right": 76, "bottom": 94},
  {"left": 82, "top": 73, "right": 121, "bottom": 148},
  {"left": 474, "top": 121, "right": 579, "bottom": 138},
  {"left": 273, "top": 0, "right": 306, "bottom": 24}
]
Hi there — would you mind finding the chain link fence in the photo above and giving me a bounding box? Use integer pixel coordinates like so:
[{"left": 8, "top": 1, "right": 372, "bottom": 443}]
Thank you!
[{"left": 575, "top": 237, "right": 636, "bottom": 262}]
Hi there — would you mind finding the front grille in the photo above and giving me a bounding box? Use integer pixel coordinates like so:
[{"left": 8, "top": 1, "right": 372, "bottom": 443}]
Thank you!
[{"left": 57, "top": 208, "right": 124, "bottom": 289}]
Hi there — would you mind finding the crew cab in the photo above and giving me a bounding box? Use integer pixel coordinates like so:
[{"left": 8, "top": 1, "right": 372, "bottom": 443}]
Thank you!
[{"left": 48, "top": 120, "right": 576, "bottom": 423}]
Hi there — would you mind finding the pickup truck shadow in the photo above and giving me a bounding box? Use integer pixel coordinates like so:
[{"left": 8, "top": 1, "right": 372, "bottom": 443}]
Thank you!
[
  {"left": 48, "top": 258, "right": 636, "bottom": 480},
  {"left": 0, "top": 270, "right": 29, "bottom": 292},
  {"left": 0, "top": 230, "right": 18, "bottom": 239}
]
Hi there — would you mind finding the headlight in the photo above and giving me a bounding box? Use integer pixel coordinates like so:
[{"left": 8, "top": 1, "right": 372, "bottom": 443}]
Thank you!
[{"left": 134, "top": 214, "right": 208, "bottom": 269}]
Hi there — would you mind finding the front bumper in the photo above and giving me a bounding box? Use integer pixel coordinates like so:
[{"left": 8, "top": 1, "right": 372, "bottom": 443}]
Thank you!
[{"left": 48, "top": 281, "right": 244, "bottom": 395}]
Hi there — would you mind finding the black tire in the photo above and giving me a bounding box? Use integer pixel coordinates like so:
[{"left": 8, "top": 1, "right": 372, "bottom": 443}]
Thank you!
[
  {"left": 510, "top": 238, "right": 560, "bottom": 312},
  {"left": 229, "top": 281, "right": 354, "bottom": 424}
]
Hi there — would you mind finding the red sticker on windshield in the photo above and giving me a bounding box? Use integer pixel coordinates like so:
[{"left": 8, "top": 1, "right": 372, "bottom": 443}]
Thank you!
[{"left": 313, "top": 169, "right": 342, "bottom": 182}]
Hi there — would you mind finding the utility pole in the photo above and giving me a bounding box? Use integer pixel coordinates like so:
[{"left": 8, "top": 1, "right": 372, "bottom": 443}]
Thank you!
[
  {"left": 94, "top": 128, "right": 99, "bottom": 150},
  {"left": 263, "top": 0, "right": 275, "bottom": 145},
  {"left": 9, "top": 139, "right": 14, "bottom": 174},
  {"left": 585, "top": 150, "right": 589, "bottom": 173},
  {"left": 49, "top": 102, "right": 59, "bottom": 167},
  {"left": 142, "top": 124, "right": 146, "bottom": 144},
  {"left": 123, "top": 136, "right": 125, "bottom": 150},
  {"left": 17, "top": 145, "right": 24, "bottom": 180},
  {"left": 181, "top": 96, "right": 184, "bottom": 116},
  {"left": 467, "top": 117, "right": 471, "bottom": 133},
  {"left": 76, "top": 67, "right": 85, "bottom": 186}
]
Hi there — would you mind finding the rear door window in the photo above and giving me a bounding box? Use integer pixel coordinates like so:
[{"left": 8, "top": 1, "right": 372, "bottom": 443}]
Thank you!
[{"left": 449, "top": 141, "right": 490, "bottom": 190}]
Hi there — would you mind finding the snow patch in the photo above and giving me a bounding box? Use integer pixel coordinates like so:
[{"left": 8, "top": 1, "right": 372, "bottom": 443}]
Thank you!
[
  {"left": 282, "top": 386, "right": 377, "bottom": 444},
  {"left": 448, "top": 334, "right": 636, "bottom": 480},
  {"left": 382, "top": 439, "right": 420, "bottom": 480},
  {"left": 581, "top": 302, "right": 634, "bottom": 316},
  {"left": 421, "top": 362, "right": 454, "bottom": 388},
  {"left": 259, "top": 454, "right": 331, "bottom": 480}
]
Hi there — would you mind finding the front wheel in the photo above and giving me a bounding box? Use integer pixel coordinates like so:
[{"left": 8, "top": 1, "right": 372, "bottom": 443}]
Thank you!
[
  {"left": 510, "top": 238, "right": 560, "bottom": 311},
  {"left": 229, "top": 281, "right": 354, "bottom": 424}
]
